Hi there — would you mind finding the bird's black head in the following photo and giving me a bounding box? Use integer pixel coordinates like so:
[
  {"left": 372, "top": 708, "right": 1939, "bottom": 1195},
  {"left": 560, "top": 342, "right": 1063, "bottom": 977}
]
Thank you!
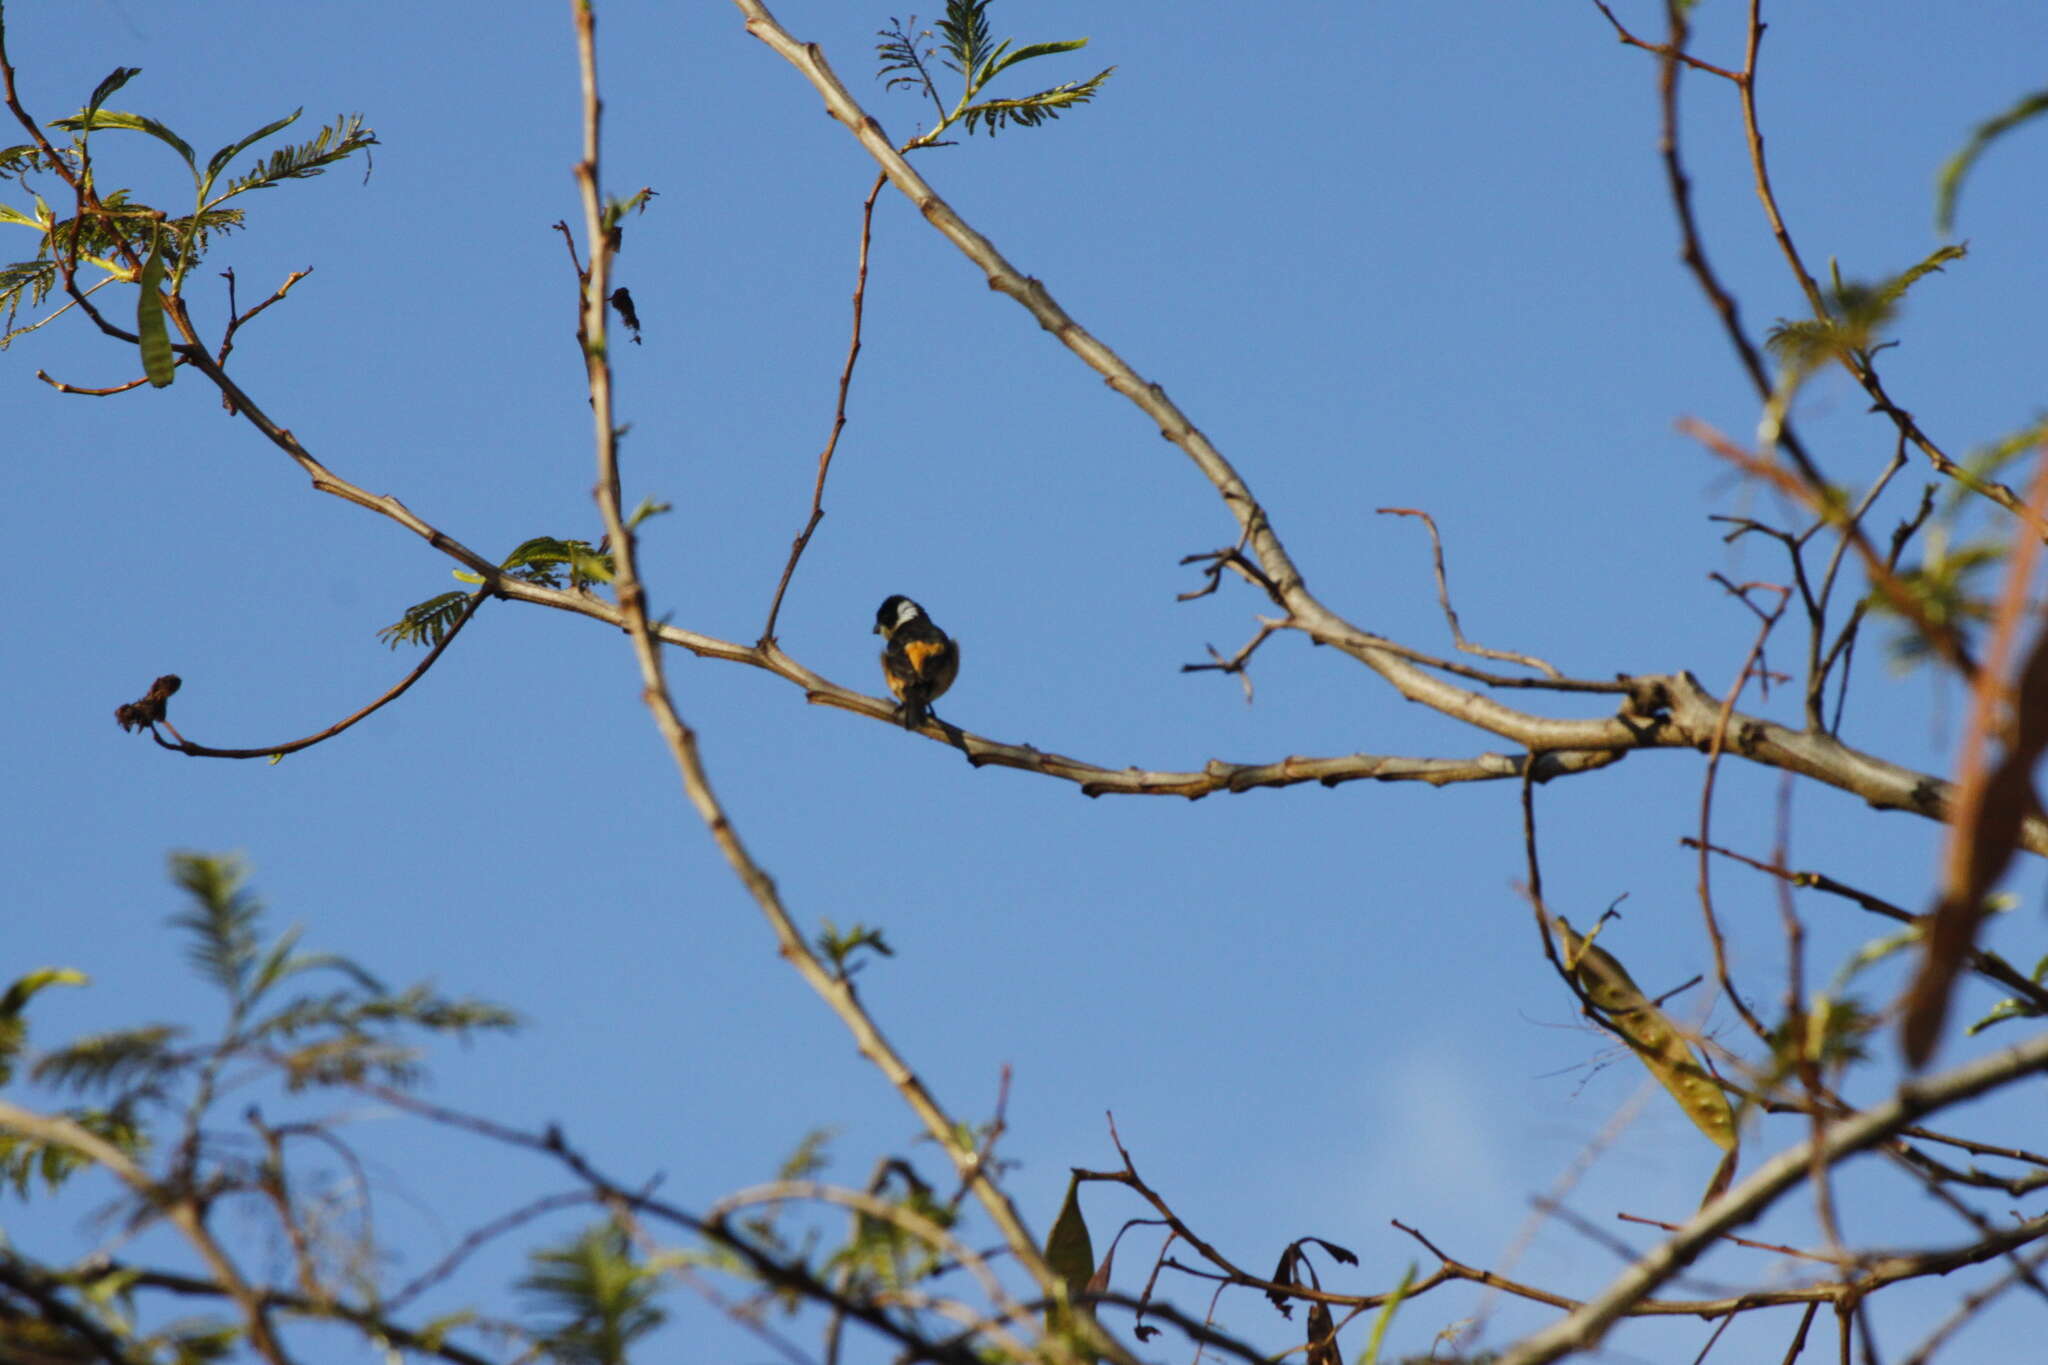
[{"left": 875, "top": 595, "right": 924, "bottom": 636}]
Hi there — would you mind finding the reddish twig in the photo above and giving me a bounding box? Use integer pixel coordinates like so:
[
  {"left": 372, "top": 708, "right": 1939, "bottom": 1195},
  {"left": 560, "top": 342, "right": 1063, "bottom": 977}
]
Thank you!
[
  {"left": 1693, "top": 577, "right": 1791, "bottom": 1044},
  {"left": 133, "top": 591, "right": 487, "bottom": 760},
  {"left": 1904, "top": 450, "right": 2048, "bottom": 1064},
  {"left": 1589, "top": 1, "right": 1743, "bottom": 80},
  {"left": 761, "top": 170, "right": 888, "bottom": 643},
  {"left": 34, "top": 369, "right": 153, "bottom": 395}
]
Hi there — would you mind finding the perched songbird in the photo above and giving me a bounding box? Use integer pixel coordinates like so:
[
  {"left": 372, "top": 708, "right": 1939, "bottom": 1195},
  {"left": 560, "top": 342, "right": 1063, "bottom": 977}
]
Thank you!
[{"left": 874, "top": 595, "right": 959, "bottom": 730}]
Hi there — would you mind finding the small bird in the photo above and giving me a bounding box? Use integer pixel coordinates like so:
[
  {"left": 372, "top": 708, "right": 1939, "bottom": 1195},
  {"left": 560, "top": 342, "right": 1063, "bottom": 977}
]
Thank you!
[{"left": 874, "top": 595, "right": 959, "bottom": 730}]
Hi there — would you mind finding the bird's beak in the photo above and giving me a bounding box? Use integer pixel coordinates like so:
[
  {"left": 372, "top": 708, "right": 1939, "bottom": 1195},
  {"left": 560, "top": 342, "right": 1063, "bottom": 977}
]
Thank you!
[{"left": 873, "top": 622, "right": 886, "bottom": 636}]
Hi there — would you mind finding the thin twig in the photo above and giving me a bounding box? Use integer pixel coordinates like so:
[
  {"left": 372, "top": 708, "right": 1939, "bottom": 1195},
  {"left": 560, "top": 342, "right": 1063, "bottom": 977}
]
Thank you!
[
  {"left": 1378, "top": 507, "right": 1562, "bottom": 677},
  {"left": 1694, "top": 579, "right": 1790, "bottom": 1043},
  {"left": 761, "top": 169, "right": 887, "bottom": 642},
  {"left": 217, "top": 266, "right": 313, "bottom": 368},
  {"left": 1589, "top": 1, "right": 1743, "bottom": 80},
  {"left": 1684, "top": 837, "right": 2048, "bottom": 1023},
  {"left": 35, "top": 368, "right": 153, "bottom": 395}
]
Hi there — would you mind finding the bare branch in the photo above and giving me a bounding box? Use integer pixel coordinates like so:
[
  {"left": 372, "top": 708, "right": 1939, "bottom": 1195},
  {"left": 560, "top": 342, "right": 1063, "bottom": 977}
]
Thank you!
[
  {"left": 761, "top": 169, "right": 888, "bottom": 642},
  {"left": 120, "top": 591, "right": 488, "bottom": 760},
  {"left": 1378, "top": 506, "right": 1563, "bottom": 678}
]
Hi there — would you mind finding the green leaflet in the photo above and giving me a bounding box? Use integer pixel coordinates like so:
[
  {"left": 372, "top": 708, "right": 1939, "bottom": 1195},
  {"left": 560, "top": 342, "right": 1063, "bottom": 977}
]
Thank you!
[
  {"left": 0, "top": 967, "right": 89, "bottom": 1087},
  {"left": 1936, "top": 87, "right": 2048, "bottom": 233},
  {"left": 1359, "top": 1263, "right": 1417, "bottom": 1365},
  {"left": 51, "top": 107, "right": 197, "bottom": 172},
  {"left": 136, "top": 233, "right": 174, "bottom": 387},
  {"left": 204, "top": 108, "right": 303, "bottom": 190},
  {"left": 85, "top": 67, "right": 143, "bottom": 120},
  {"left": 1554, "top": 916, "right": 1737, "bottom": 1153},
  {"left": 982, "top": 38, "right": 1088, "bottom": 86},
  {"left": 1, "top": 967, "right": 89, "bottom": 1017},
  {"left": 1043, "top": 1169, "right": 1097, "bottom": 1357}
]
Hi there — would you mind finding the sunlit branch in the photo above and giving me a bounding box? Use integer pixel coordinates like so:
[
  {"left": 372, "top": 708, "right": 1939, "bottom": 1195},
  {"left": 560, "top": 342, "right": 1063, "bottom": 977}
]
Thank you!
[{"left": 1497, "top": 1030, "right": 2048, "bottom": 1364}]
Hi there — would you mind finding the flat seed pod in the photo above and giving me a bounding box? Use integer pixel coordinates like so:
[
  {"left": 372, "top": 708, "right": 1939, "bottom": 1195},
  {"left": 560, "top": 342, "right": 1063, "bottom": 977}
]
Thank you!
[{"left": 1554, "top": 917, "right": 1738, "bottom": 1153}]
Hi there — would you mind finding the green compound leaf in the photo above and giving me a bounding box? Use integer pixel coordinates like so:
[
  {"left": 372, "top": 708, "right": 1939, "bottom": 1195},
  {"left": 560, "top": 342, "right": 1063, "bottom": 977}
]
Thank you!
[
  {"left": 960, "top": 68, "right": 1114, "bottom": 137},
  {"left": 203, "top": 108, "right": 303, "bottom": 189},
  {"left": 218, "top": 113, "right": 376, "bottom": 199},
  {"left": 378, "top": 591, "right": 469, "bottom": 649}
]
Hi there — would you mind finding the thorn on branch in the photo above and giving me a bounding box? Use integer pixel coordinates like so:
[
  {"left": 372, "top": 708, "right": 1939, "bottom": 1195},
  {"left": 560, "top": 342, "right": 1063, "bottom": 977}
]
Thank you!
[
  {"left": 551, "top": 219, "right": 586, "bottom": 280},
  {"left": 1181, "top": 623, "right": 1281, "bottom": 703}
]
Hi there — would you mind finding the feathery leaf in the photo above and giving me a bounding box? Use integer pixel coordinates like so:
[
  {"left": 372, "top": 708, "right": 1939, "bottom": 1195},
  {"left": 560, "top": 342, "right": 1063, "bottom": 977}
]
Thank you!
[
  {"left": 521, "top": 1223, "right": 667, "bottom": 1365},
  {"left": 378, "top": 591, "right": 470, "bottom": 648},
  {"left": 218, "top": 113, "right": 375, "bottom": 200}
]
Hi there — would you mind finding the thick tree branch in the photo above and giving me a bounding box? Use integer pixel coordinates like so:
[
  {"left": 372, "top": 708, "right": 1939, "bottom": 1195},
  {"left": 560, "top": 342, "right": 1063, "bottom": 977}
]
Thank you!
[
  {"left": 562, "top": 11, "right": 1126, "bottom": 1362},
  {"left": 718, "top": 1, "right": 2048, "bottom": 854}
]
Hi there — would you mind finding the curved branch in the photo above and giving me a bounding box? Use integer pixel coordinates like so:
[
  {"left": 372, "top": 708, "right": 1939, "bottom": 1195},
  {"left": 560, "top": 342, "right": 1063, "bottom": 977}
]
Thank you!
[
  {"left": 36, "top": 368, "right": 153, "bottom": 396},
  {"left": 136, "top": 590, "right": 487, "bottom": 760}
]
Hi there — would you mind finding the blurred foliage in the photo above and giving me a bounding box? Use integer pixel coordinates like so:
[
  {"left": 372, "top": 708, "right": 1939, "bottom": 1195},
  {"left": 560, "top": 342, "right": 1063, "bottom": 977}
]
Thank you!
[
  {"left": 0, "top": 854, "right": 518, "bottom": 1360},
  {"left": 520, "top": 1223, "right": 668, "bottom": 1365},
  {"left": 1870, "top": 527, "right": 2002, "bottom": 672},
  {"left": 1765, "top": 246, "right": 1965, "bottom": 380},
  {"left": 1936, "top": 85, "right": 2048, "bottom": 233}
]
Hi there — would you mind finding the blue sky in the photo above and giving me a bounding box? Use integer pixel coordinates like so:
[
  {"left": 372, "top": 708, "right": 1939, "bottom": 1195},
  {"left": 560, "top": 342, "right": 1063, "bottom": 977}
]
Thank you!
[{"left": 7, "top": 2, "right": 2048, "bottom": 1362}]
